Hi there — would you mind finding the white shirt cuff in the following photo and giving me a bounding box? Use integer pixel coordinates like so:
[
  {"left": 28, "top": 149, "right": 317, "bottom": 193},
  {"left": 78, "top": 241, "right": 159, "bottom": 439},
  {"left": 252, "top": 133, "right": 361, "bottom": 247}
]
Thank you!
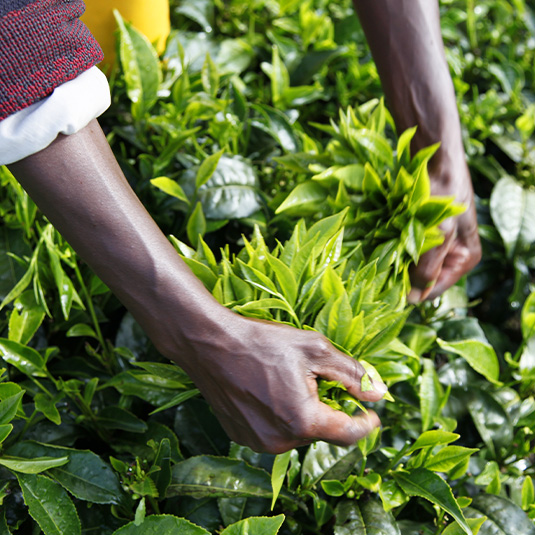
[{"left": 0, "top": 67, "right": 111, "bottom": 166}]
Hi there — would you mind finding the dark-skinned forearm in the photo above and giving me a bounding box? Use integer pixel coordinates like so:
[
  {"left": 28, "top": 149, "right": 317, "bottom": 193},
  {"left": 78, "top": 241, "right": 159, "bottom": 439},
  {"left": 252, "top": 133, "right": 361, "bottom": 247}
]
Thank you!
[
  {"left": 353, "top": 0, "right": 464, "bottom": 167},
  {"left": 7, "top": 119, "right": 228, "bottom": 368}
]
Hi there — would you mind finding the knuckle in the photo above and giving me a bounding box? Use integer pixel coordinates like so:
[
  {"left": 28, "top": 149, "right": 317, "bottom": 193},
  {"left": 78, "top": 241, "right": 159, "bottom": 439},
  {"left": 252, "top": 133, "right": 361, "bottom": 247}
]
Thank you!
[{"left": 309, "top": 334, "right": 334, "bottom": 358}]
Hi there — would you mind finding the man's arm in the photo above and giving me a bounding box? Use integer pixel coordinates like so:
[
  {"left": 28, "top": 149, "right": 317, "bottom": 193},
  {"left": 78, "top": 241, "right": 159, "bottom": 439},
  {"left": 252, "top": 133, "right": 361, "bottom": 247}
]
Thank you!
[
  {"left": 8, "top": 119, "right": 386, "bottom": 454},
  {"left": 353, "top": 0, "right": 481, "bottom": 301}
]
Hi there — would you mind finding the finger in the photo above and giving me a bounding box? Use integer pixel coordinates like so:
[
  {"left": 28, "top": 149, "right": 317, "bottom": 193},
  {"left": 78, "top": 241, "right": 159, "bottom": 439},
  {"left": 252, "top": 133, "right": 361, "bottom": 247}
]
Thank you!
[
  {"left": 309, "top": 340, "right": 388, "bottom": 402},
  {"left": 311, "top": 404, "right": 381, "bottom": 446}
]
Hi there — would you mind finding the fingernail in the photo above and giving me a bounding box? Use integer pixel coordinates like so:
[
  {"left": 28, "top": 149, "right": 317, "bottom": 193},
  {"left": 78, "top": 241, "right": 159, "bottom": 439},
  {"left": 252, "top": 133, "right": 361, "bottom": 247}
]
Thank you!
[
  {"left": 374, "top": 381, "right": 388, "bottom": 396},
  {"left": 408, "top": 288, "right": 422, "bottom": 304}
]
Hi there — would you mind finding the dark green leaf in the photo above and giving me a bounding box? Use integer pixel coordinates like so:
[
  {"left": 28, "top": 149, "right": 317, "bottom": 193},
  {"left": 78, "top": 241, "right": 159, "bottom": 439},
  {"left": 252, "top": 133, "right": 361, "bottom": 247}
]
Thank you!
[
  {"left": 168, "top": 456, "right": 277, "bottom": 499},
  {"left": 113, "top": 515, "right": 210, "bottom": 535},
  {"left": 8, "top": 441, "right": 125, "bottom": 505},
  {"left": 301, "top": 442, "right": 363, "bottom": 488},
  {"left": 17, "top": 473, "right": 81, "bottom": 535},
  {"left": 96, "top": 406, "right": 148, "bottom": 433},
  {"left": 393, "top": 469, "right": 471, "bottom": 535},
  {"left": 334, "top": 498, "right": 401, "bottom": 535},
  {"left": 470, "top": 494, "right": 535, "bottom": 535}
]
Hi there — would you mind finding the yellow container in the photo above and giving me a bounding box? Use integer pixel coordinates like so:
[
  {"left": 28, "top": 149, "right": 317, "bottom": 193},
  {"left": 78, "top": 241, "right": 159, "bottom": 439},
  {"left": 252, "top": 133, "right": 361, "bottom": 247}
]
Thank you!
[{"left": 81, "top": 0, "right": 170, "bottom": 66}]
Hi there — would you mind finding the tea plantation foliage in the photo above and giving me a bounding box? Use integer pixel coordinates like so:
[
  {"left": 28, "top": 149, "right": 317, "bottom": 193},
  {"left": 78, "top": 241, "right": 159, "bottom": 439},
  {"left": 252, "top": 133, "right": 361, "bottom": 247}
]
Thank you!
[{"left": 1, "top": 0, "right": 535, "bottom": 533}]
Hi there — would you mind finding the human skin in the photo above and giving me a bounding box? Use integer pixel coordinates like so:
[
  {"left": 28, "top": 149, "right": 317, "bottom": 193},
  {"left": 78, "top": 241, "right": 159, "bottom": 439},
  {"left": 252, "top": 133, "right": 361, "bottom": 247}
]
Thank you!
[
  {"left": 8, "top": 119, "right": 386, "bottom": 454},
  {"left": 353, "top": 0, "right": 482, "bottom": 301}
]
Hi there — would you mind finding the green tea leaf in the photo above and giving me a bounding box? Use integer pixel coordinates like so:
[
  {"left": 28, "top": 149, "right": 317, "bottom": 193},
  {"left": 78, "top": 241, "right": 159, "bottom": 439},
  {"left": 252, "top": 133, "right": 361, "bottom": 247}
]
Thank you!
[
  {"left": 168, "top": 456, "right": 278, "bottom": 499},
  {"left": 490, "top": 176, "right": 535, "bottom": 258},
  {"left": 522, "top": 476, "right": 534, "bottom": 511},
  {"left": 17, "top": 473, "right": 81, "bottom": 535},
  {"left": 424, "top": 446, "right": 478, "bottom": 473},
  {"left": 196, "top": 150, "right": 224, "bottom": 190},
  {"left": 114, "top": 10, "right": 161, "bottom": 117},
  {"left": 420, "top": 358, "right": 443, "bottom": 432},
  {"left": 8, "top": 442, "right": 125, "bottom": 505},
  {"left": 301, "top": 442, "right": 363, "bottom": 488},
  {"left": 220, "top": 515, "right": 285, "bottom": 535},
  {"left": 112, "top": 515, "right": 210, "bottom": 535},
  {"left": 408, "top": 431, "right": 460, "bottom": 453},
  {"left": 437, "top": 339, "right": 500, "bottom": 384},
  {"left": 8, "top": 291, "right": 45, "bottom": 345},
  {"left": 467, "top": 390, "right": 513, "bottom": 456},
  {"left": 334, "top": 498, "right": 401, "bottom": 535},
  {"left": 393, "top": 469, "right": 471, "bottom": 535},
  {"left": 34, "top": 393, "right": 61, "bottom": 425},
  {"left": 442, "top": 517, "right": 487, "bottom": 535},
  {"left": 187, "top": 202, "right": 206, "bottom": 247},
  {"left": 275, "top": 182, "right": 326, "bottom": 214},
  {"left": 0, "top": 455, "right": 68, "bottom": 474},
  {"left": 201, "top": 53, "right": 220, "bottom": 97},
  {"left": 0, "top": 391, "right": 23, "bottom": 425},
  {"left": 470, "top": 494, "right": 535, "bottom": 535},
  {"left": 151, "top": 177, "right": 190, "bottom": 205},
  {"left": 271, "top": 451, "right": 292, "bottom": 510},
  {"left": 0, "top": 338, "right": 46, "bottom": 377}
]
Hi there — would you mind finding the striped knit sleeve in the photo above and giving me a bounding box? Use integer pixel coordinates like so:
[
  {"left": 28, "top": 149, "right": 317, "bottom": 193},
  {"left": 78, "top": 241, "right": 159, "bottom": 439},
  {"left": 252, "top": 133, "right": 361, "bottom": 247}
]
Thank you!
[{"left": 0, "top": 0, "right": 104, "bottom": 121}]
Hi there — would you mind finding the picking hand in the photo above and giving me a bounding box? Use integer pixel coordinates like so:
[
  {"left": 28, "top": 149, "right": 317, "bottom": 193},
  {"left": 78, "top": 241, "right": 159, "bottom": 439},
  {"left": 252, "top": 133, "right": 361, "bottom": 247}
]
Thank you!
[
  {"left": 177, "top": 313, "right": 387, "bottom": 454},
  {"left": 409, "top": 159, "right": 481, "bottom": 303}
]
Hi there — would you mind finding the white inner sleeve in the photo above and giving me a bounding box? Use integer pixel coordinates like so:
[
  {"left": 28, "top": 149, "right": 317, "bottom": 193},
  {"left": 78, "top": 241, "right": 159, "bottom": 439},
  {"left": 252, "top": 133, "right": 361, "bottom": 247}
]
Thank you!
[{"left": 0, "top": 67, "right": 111, "bottom": 166}]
